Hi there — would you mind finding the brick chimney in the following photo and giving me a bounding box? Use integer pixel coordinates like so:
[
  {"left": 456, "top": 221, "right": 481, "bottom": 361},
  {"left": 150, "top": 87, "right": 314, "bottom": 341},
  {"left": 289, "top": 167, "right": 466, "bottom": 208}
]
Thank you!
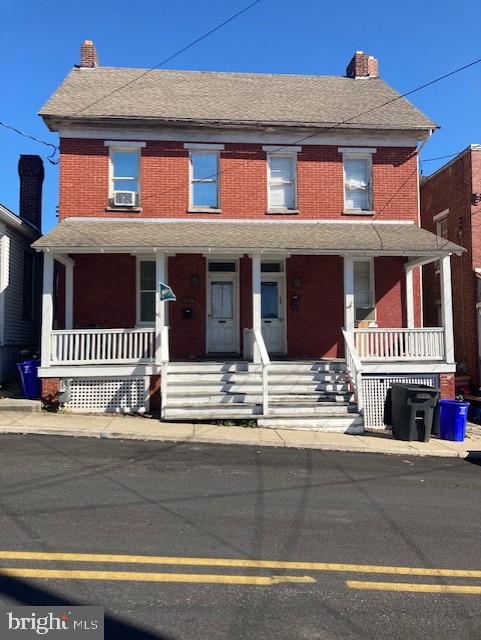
[
  {"left": 80, "top": 39, "right": 99, "bottom": 68},
  {"left": 346, "top": 51, "right": 379, "bottom": 79},
  {"left": 18, "top": 155, "right": 44, "bottom": 230}
]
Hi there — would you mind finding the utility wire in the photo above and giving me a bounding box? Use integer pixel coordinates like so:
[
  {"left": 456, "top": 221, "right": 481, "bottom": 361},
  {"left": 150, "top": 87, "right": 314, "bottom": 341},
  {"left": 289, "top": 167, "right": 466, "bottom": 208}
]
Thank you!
[
  {"left": 139, "top": 56, "right": 481, "bottom": 203},
  {"left": 71, "top": 0, "right": 263, "bottom": 116},
  {"left": 0, "top": 119, "right": 59, "bottom": 164}
]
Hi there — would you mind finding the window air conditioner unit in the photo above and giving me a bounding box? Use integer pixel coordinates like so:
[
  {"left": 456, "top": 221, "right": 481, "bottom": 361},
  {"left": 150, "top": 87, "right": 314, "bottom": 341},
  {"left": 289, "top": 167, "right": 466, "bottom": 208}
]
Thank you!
[{"left": 113, "top": 191, "right": 136, "bottom": 207}]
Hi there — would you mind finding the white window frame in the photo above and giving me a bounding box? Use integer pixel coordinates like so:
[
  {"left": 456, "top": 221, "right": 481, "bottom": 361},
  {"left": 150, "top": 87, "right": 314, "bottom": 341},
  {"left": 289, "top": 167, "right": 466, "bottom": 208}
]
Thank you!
[
  {"left": 353, "top": 257, "right": 376, "bottom": 325},
  {"left": 136, "top": 258, "right": 156, "bottom": 326},
  {"left": 109, "top": 146, "right": 141, "bottom": 207},
  {"left": 189, "top": 150, "right": 220, "bottom": 211},
  {"left": 340, "top": 150, "right": 375, "bottom": 214},
  {"left": 266, "top": 153, "right": 297, "bottom": 212}
]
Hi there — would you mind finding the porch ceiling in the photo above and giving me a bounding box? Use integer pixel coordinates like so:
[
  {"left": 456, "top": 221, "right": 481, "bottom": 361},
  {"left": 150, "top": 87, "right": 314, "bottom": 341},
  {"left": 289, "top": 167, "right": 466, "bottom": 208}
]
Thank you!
[{"left": 32, "top": 219, "right": 464, "bottom": 257}]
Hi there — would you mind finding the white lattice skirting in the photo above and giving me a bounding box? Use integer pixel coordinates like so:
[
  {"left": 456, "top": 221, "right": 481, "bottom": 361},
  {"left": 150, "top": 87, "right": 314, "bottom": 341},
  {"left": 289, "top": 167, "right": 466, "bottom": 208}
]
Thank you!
[
  {"left": 362, "top": 374, "right": 440, "bottom": 429},
  {"left": 64, "top": 377, "right": 149, "bottom": 413}
]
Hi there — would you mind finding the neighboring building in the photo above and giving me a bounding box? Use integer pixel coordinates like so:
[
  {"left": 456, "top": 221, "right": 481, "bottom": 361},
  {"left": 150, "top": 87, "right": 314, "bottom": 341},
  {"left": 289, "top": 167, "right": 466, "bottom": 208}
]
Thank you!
[
  {"left": 0, "top": 156, "right": 43, "bottom": 382},
  {"left": 420, "top": 144, "right": 481, "bottom": 391},
  {"left": 33, "top": 42, "right": 463, "bottom": 428}
]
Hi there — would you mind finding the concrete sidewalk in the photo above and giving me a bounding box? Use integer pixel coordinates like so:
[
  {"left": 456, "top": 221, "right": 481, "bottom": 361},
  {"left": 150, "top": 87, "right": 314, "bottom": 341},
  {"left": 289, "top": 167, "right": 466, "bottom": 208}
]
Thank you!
[{"left": 0, "top": 410, "right": 480, "bottom": 458}]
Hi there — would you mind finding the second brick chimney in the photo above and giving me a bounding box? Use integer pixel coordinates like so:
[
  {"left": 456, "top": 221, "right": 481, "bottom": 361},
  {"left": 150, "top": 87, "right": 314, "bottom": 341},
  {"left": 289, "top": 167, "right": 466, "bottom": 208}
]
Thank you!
[
  {"left": 346, "top": 51, "right": 379, "bottom": 79},
  {"left": 18, "top": 155, "right": 44, "bottom": 231},
  {"left": 80, "top": 39, "right": 99, "bottom": 68}
]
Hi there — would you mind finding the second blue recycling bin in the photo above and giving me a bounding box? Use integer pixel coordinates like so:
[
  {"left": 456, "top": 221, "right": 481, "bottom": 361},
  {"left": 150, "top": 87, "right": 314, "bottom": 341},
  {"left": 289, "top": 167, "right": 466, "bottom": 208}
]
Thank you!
[{"left": 439, "top": 399, "right": 470, "bottom": 442}]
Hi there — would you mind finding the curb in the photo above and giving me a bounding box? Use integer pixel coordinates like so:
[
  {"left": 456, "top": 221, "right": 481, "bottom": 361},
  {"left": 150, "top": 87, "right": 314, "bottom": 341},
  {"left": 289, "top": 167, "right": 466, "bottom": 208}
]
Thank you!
[{"left": 0, "top": 426, "right": 479, "bottom": 459}]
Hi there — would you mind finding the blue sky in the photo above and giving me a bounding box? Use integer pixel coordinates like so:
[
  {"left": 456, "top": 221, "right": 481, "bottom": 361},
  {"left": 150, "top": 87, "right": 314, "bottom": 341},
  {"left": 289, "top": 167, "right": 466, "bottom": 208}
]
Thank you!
[{"left": 1, "top": 0, "right": 480, "bottom": 231}]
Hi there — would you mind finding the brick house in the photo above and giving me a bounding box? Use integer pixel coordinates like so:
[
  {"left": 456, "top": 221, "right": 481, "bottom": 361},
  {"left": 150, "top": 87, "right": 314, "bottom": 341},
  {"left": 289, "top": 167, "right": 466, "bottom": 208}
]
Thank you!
[
  {"left": 420, "top": 144, "right": 481, "bottom": 391},
  {"left": 33, "top": 42, "right": 463, "bottom": 429}
]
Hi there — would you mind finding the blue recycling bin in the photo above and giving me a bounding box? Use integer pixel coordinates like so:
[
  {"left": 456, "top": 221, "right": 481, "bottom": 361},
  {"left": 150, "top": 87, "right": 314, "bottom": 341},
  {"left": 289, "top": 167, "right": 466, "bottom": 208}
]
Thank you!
[
  {"left": 17, "top": 359, "right": 41, "bottom": 400},
  {"left": 439, "top": 399, "right": 470, "bottom": 442}
]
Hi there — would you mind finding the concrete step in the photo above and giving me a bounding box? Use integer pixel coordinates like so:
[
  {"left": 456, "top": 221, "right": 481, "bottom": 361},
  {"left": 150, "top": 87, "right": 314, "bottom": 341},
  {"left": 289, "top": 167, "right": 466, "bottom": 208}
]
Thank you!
[
  {"left": 268, "top": 362, "right": 346, "bottom": 373},
  {"left": 257, "top": 415, "right": 364, "bottom": 433},
  {"left": 268, "top": 372, "right": 346, "bottom": 383},
  {"left": 163, "top": 404, "right": 261, "bottom": 419},
  {"left": 168, "top": 362, "right": 260, "bottom": 373},
  {"left": 267, "top": 404, "right": 356, "bottom": 416},
  {"left": 168, "top": 373, "right": 262, "bottom": 384},
  {"left": 166, "top": 393, "right": 263, "bottom": 404},
  {"left": 166, "top": 382, "right": 349, "bottom": 394}
]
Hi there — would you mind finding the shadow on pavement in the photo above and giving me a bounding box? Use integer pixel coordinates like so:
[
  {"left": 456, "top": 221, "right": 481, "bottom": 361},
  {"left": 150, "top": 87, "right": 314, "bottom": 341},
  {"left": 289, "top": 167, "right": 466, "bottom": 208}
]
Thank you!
[
  {"left": 464, "top": 453, "right": 481, "bottom": 466},
  {"left": 0, "top": 575, "right": 174, "bottom": 640}
]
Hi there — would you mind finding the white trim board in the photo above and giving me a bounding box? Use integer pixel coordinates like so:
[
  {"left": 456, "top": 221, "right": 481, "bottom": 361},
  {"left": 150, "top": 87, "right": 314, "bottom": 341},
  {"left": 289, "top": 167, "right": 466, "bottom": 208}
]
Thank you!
[
  {"left": 62, "top": 216, "right": 415, "bottom": 225},
  {"left": 59, "top": 127, "right": 422, "bottom": 148}
]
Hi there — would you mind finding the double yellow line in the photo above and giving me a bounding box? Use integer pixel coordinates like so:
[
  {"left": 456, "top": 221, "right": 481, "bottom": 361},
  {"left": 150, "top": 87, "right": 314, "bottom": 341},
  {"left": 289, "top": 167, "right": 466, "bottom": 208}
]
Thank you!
[{"left": 0, "top": 551, "right": 480, "bottom": 593}]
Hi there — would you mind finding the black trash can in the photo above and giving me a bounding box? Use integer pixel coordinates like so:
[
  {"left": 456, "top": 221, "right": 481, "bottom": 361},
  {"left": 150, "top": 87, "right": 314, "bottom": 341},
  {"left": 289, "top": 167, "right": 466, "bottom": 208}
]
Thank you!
[{"left": 390, "top": 383, "right": 440, "bottom": 442}]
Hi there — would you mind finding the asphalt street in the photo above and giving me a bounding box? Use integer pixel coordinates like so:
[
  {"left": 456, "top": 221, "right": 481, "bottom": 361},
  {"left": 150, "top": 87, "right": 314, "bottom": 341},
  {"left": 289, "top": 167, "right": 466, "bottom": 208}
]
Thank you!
[{"left": 0, "top": 434, "right": 480, "bottom": 639}]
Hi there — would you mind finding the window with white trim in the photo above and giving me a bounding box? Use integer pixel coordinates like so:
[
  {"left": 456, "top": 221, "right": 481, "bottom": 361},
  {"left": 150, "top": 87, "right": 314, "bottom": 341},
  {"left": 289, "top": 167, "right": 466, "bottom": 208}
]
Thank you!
[
  {"left": 110, "top": 148, "right": 140, "bottom": 207},
  {"left": 343, "top": 155, "right": 372, "bottom": 212},
  {"left": 267, "top": 154, "right": 296, "bottom": 210},
  {"left": 138, "top": 260, "right": 155, "bottom": 324},
  {"left": 190, "top": 152, "right": 219, "bottom": 209},
  {"left": 354, "top": 259, "right": 375, "bottom": 323}
]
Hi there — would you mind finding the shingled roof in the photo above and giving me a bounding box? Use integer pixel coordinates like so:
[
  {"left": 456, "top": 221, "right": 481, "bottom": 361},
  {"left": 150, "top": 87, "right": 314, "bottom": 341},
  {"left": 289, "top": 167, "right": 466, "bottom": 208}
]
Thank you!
[
  {"left": 32, "top": 219, "right": 463, "bottom": 256},
  {"left": 40, "top": 67, "right": 436, "bottom": 132}
]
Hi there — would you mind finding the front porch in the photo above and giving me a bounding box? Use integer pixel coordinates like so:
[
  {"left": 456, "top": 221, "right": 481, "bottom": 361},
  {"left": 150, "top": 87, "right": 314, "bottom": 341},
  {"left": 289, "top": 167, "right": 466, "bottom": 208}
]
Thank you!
[{"left": 33, "top": 218, "right": 462, "bottom": 428}]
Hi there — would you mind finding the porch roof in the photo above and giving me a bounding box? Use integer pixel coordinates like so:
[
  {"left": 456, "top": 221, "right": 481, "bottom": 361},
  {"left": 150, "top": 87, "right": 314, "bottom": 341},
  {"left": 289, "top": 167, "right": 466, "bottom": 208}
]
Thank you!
[{"left": 32, "top": 219, "right": 464, "bottom": 257}]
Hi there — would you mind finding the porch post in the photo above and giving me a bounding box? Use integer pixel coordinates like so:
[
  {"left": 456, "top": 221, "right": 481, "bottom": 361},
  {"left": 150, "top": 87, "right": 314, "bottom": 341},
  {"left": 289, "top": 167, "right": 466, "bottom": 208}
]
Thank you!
[
  {"left": 155, "top": 251, "right": 167, "bottom": 364},
  {"left": 344, "top": 256, "right": 355, "bottom": 333},
  {"left": 41, "top": 252, "right": 54, "bottom": 368},
  {"left": 440, "top": 255, "right": 455, "bottom": 364},
  {"left": 405, "top": 267, "right": 414, "bottom": 328},
  {"left": 252, "top": 252, "right": 262, "bottom": 363}
]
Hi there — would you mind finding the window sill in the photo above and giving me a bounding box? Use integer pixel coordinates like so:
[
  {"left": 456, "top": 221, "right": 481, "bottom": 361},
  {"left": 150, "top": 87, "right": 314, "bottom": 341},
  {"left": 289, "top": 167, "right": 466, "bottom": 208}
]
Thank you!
[
  {"left": 342, "top": 210, "right": 375, "bottom": 216},
  {"left": 105, "top": 206, "right": 143, "bottom": 213},
  {"left": 187, "top": 208, "right": 223, "bottom": 214},
  {"left": 265, "top": 209, "right": 300, "bottom": 215}
]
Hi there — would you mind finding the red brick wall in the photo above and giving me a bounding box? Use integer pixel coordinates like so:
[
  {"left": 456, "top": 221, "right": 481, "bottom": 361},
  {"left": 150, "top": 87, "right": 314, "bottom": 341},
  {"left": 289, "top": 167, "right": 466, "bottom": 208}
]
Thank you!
[
  {"left": 59, "top": 139, "right": 419, "bottom": 221},
  {"left": 168, "top": 254, "right": 206, "bottom": 359},
  {"left": 439, "top": 373, "right": 455, "bottom": 400},
  {"left": 41, "top": 377, "right": 60, "bottom": 406},
  {"left": 239, "top": 256, "right": 252, "bottom": 353},
  {"left": 149, "top": 375, "right": 161, "bottom": 412},
  {"left": 420, "top": 150, "right": 477, "bottom": 386},
  {"left": 71, "top": 254, "right": 136, "bottom": 329},
  {"left": 375, "top": 257, "right": 406, "bottom": 327},
  {"left": 286, "top": 255, "right": 345, "bottom": 358}
]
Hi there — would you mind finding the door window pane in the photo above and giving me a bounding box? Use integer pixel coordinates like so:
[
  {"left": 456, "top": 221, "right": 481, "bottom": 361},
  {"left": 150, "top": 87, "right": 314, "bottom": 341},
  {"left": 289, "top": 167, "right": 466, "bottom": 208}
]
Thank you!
[
  {"left": 208, "top": 262, "right": 236, "bottom": 272},
  {"left": 211, "top": 282, "right": 233, "bottom": 319},
  {"left": 140, "top": 292, "right": 155, "bottom": 323},
  {"left": 139, "top": 261, "right": 156, "bottom": 323},
  {"left": 261, "top": 282, "right": 278, "bottom": 319},
  {"left": 354, "top": 261, "right": 374, "bottom": 321}
]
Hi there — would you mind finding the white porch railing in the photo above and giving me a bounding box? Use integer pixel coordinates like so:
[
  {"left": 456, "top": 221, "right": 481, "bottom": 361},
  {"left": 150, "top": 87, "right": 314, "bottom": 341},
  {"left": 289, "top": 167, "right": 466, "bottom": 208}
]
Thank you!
[
  {"left": 50, "top": 328, "right": 156, "bottom": 365},
  {"left": 354, "top": 328, "right": 445, "bottom": 361},
  {"left": 342, "top": 328, "right": 364, "bottom": 412}
]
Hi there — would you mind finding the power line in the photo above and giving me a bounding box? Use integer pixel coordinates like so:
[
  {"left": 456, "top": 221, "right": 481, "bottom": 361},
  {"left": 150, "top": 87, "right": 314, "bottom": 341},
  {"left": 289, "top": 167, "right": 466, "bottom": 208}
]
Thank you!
[
  {"left": 139, "top": 56, "right": 481, "bottom": 203},
  {"left": 0, "top": 120, "right": 59, "bottom": 164},
  {"left": 420, "top": 152, "right": 463, "bottom": 163},
  {"left": 71, "top": 0, "right": 263, "bottom": 116}
]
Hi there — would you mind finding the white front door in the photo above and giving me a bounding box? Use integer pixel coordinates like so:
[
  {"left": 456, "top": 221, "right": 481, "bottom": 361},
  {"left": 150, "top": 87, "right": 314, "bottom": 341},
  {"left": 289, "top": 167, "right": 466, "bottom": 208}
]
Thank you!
[
  {"left": 261, "top": 275, "right": 285, "bottom": 354},
  {"left": 207, "top": 276, "right": 238, "bottom": 352}
]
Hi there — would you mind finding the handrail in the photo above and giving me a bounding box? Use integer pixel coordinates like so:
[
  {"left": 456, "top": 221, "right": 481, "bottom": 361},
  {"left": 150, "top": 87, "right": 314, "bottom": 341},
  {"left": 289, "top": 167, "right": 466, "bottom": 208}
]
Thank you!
[
  {"left": 51, "top": 327, "right": 155, "bottom": 335},
  {"left": 252, "top": 328, "right": 270, "bottom": 416},
  {"left": 353, "top": 327, "right": 444, "bottom": 361},
  {"left": 159, "top": 326, "right": 170, "bottom": 419},
  {"left": 342, "top": 328, "right": 364, "bottom": 413},
  {"left": 354, "top": 327, "right": 443, "bottom": 333}
]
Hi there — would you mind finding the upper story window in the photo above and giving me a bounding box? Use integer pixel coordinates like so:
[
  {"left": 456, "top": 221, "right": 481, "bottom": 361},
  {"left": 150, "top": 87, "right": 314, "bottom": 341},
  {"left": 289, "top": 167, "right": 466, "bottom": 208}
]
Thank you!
[
  {"left": 339, "top": 148, "right": 376, "bottom": 214},
  {"left": 190, "top": 152, "right": 219, "bottom": 209},
  {"left": 105, "top": 141, "right": 145, "bottom": 209},
  {"left": 267, "top": 155, "right": 296, "bottom": 210},
  {"left": 263, "top": 147, "right": 301, "bottom": 213}
]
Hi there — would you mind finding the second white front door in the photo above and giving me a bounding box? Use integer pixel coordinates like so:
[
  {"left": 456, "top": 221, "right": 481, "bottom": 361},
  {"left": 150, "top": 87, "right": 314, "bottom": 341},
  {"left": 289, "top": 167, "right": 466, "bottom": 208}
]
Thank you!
[
  {"left": 207, "top": 269, "right": 239, "bottom": 353},
  {"left": 261, "top": 275, "right": 285, "bottom": 354}
]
